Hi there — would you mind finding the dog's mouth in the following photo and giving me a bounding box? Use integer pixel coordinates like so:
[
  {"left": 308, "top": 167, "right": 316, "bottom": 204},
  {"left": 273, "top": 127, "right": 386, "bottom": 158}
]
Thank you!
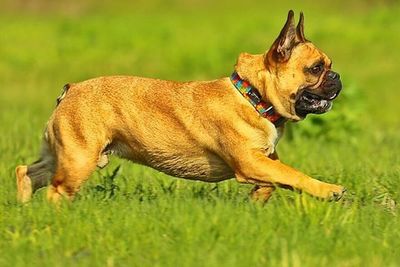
[{"left": 295, "top": 88, "right": 340, "bottom": 118}]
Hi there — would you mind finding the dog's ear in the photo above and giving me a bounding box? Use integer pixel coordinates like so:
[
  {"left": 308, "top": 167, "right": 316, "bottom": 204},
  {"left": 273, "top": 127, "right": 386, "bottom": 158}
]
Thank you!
[
  {"left": 270, "top": 10, "right": 297, "bottom": 63},
  {"left": 296, "top": 12, "right": 307, "bottom": 42}
]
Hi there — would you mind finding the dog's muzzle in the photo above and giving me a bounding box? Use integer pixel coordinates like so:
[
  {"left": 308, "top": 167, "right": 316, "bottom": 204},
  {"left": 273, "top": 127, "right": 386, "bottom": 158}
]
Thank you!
[{"left": 295, "top": 70, "right": 342, "bottom": 117}]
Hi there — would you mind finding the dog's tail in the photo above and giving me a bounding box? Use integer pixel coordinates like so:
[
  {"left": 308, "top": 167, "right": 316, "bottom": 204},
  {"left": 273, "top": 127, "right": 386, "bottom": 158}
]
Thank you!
[{"left": 56, "top": 83, "right": 70, "bottom": 107}]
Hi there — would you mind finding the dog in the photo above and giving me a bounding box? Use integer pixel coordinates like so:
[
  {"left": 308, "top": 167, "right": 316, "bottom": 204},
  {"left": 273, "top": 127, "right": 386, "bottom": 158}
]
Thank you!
[{"left": 16, "top": 10, "right": 346, "bottom": 203}]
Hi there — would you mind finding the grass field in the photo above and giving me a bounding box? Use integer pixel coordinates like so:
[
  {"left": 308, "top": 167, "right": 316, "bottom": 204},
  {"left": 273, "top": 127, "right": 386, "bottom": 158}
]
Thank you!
[{"left": 1, "top": 1, "right": 400, "bottom": 266}]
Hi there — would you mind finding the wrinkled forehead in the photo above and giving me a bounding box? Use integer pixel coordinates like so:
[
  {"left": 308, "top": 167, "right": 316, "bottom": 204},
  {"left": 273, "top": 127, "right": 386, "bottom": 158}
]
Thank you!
[{"left": 291, "top": 42, "right": 332, "bottom": 66}]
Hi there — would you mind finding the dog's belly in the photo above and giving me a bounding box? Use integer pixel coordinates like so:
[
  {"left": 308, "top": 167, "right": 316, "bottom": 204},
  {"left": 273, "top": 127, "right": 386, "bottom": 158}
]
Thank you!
[
  {"left": 146, "top": 152, "right": 235, "bottom": 182},
  {"left": 109, "top": 141, "right": 235, "bottom": 182}
]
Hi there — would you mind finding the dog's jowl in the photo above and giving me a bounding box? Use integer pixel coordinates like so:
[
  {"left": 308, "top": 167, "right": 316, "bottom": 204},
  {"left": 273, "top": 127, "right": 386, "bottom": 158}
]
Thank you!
[{"left": 16, "top": 10, "right": 346, "bottom": 203}]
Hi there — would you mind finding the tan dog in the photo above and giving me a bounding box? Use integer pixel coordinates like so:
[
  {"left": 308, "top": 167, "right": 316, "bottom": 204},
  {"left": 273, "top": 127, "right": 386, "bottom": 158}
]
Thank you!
[{"left": 16, "top": 10, "right": 346, "bottom": 203}]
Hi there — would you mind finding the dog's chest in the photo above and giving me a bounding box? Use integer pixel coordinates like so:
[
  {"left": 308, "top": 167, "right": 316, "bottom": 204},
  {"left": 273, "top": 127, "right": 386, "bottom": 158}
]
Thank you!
[{"left": 254, "top": 122, "right": 282, "bottom": 157}]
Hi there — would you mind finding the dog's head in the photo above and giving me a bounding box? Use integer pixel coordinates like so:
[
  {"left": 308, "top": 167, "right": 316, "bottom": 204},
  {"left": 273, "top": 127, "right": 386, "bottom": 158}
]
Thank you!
[{"left": 262, "top": 10, "right": 342, "bottom": 120}]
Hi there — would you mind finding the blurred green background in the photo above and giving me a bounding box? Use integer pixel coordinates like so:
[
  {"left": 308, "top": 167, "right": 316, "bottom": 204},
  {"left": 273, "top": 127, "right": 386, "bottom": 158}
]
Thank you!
[{"left": 1, "top": 1, "right": 400, "bottom": 266}]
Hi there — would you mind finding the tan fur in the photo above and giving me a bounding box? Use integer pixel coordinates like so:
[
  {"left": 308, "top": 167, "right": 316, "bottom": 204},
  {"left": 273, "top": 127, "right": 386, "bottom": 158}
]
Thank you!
[{"left": 16, "top": 11, "right": 345, "bottom": 203}]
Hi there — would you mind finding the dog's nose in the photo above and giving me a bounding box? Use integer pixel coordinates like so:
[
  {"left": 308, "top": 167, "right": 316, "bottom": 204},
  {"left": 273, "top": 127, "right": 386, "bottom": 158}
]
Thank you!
[{"left": 327, "top": 71, "right": 340, "bottom": 81}]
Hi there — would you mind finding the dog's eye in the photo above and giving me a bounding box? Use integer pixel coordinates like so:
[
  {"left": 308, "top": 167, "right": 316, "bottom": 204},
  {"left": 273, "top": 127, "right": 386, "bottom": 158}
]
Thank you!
[{"left": 310, "top": 64, "right": 323, "bottom": 75}]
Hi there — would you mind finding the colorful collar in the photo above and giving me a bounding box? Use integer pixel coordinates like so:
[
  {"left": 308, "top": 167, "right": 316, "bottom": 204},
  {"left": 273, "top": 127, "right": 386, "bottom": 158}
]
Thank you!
[{"left": 230, "top": 72, "right": 286, "bottom": 127}]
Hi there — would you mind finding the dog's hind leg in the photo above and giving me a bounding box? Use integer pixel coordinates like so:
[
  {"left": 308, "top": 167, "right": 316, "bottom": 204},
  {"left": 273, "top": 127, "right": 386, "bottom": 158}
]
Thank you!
[
  {"left": 16, "top": 141, "right": 55, "bottom": 203},
  {"left": 46, "top": 141, "right": 100, "bottom": 203}
]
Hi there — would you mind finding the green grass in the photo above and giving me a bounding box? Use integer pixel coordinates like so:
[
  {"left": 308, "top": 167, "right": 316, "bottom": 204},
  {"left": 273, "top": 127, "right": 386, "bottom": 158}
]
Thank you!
[{"left": 1, "top": 1, "right": 400, "bottom": 266}]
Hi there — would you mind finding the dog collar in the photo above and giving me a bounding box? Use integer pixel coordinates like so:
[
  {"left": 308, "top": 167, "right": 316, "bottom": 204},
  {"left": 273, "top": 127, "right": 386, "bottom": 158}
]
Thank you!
[{"left": 230, "top": 72, "right": 287, "bottom": 127}]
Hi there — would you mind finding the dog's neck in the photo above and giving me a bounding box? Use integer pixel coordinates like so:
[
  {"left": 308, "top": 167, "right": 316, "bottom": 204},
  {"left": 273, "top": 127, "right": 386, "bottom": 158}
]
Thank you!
[
  {"left": 232, "top": 53, "right": 287, "bottom": 127},
  {"left": 230, "top": 71, "right": 286, "bottom": 127},
  {"left": 234, "top": 53, "right": 299, "bottom": 121},
  {"left": 234, "top": 53, "right": 266, "bottom": 96}
]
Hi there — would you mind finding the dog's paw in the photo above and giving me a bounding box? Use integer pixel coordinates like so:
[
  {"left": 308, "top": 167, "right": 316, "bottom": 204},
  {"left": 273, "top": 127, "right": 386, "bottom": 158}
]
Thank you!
[
  {"left": 16, "top": 165, "right": 33, "bottom": 203},
  {"left": 331, "top": 187, "right": 347, "bottom": 201},
  {"left": 311, "top": 183, "right": 346, "bottom": 201},
  {"left": 324, "top": 184, "right": 347, "bottom": 201}
]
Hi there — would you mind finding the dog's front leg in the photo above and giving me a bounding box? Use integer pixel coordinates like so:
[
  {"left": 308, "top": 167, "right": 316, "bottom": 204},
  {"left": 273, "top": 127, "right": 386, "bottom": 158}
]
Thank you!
[
  {"left": 249, "top": 152, "right": 279, "bottom": 203},
  {"left": 235, "top": 150, "right": 345, "bottom": 200}
]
